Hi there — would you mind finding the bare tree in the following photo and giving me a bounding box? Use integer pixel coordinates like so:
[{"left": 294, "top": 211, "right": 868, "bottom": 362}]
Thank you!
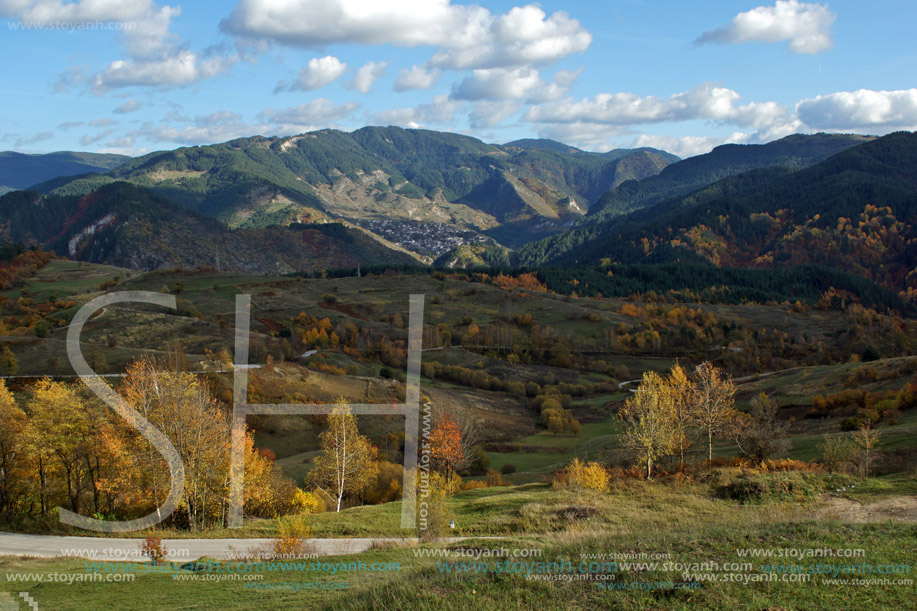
[
  {"left": 853, "top": 424, "right": 881, "bottom": 477},
  {"left": 691, "top": 362, "right": 737, "bottom": 462},
  {"left": 733, "top": 393, "right": 790, "bottom": 461}
]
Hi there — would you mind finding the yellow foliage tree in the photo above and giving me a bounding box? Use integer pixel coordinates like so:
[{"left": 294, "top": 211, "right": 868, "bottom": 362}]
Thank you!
[
  {"left": 620, "top": 371, "right": 679, "bottom": 479},
  {"left": 310, "top": 403, "right": 378, "bottom": 512},
  {"left": 690, "top": 362, "right": 737, "bottom": 462},
  {"left": 668, "top": 363, "right": 696, "bottom": 467},
  {"left": 0, "top": 381, "right": 28, "bottom": 519}
]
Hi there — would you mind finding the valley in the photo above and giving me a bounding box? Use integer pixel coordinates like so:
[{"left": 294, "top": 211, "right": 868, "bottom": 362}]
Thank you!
[{"left": 1, "top": 129, "right": 916, "bottom": 611}]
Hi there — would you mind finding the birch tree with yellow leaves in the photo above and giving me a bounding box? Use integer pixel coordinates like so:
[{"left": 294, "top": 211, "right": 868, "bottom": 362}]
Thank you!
[{"left": 619, "top": 371, "right": 679, "bottom": 479}]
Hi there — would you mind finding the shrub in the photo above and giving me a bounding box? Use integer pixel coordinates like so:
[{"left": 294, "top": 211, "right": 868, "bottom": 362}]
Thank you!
[
  {"left": 272, "top": 515, "right": 314, "bottom": 559},
  {"left": 292, "top": 488, "right": 326, "bottom": 514},
  {"left": 841, "top": 417, "right": 861, "bottom": 432},
  {"left": 468, "top": 446, "right": 490, "bottom": 476},
  {"left": 554, "top": 458, "right": 610, "bottom": 492},
  {"left": 140, "top": 537, "right": 167, "bottom": 565},
  {"left": 711, "top": 470, "right": 824, "bottom": 503},
  {"left": 417, "top": 472, "right": 453, "bottom": 541},
  {"left": 500, "top": 463, "right": 517, "bottom": 475},
  {"left": 364, "top": 460, "right": 404, "bottom": 505},
  {"left": 484, "top": 469, "right": 506, "bottom": 487}
]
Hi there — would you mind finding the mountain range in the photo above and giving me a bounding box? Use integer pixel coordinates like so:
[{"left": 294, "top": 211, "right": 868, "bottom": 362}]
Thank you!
[
  {"left": 25, "top": 127, "right": 677, "bottom": 248},
  {"left": 524, "top": 132, "right": 917, "bottom": 301},
  {"left": 2, "top": 128, "right": 916, "bottom": 305},
  {"left": 518, "top": 133, "right": 874, "bottom": 265}
]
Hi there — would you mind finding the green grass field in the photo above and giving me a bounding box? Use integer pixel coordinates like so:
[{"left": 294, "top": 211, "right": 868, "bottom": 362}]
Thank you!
[{"left": 3, "top": 478, "right": 914, "bottom": 609}]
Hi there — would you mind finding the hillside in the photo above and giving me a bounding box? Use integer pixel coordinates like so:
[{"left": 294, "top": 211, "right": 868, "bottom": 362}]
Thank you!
[
  {"left": 0, "top": 150, "right": 128, "bottom": 190},
  {"left": 533, "top": 132, "right": 917, "bottom": 300},
  {"left": 0, "top": 182, "right": 416, "bottom": 272},
  {"left": 32, "top": 127, "right": 675, "bottom": 248},
  {"left": 518, "top": 133, "right": 874, "bottom": 265}
]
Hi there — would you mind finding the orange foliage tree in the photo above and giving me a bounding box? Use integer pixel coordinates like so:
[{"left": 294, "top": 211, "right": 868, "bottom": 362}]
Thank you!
[{"left": 428, "top": 414, "right": 463, "bottom": 476}]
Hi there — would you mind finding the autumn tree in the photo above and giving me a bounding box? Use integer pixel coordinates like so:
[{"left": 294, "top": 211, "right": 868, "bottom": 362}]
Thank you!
[
  {"left": 1, "top": 346, "right": 17, "bottom": 376},
  {"left": 853, "top": 423, "right": 881, "bottom": 477},
  {"left": 619, "top": 371, "right": 678, "bottom": 479},
  {"left": 311, "top": 403, "right": 378, "bottom": 512},
  {"left": 117, "top": 357, "right": 232, "bottom": 529},
  {"left": 691, "top": 362, "right": 737, "bottom": 462},
  {"left": 243, "top": 434, "right": 298, "bottom": 518},
  {"left": 25, "top": 380, "right": 94, "bottom": 514},
  {"left": 732, "top": 393, "right": 789, "bottom": 461},
  {"left": 0, "top": 355, "right": 295, "bottom": 528},
  {"left": 667, "top": 363, "right": 696, "bottom": 467},
  {"left": 428, "top": 414, "right": 463, "bottom": 476},
  {"left": 0, "top": 381, "right": 28, "bottom": 519}
]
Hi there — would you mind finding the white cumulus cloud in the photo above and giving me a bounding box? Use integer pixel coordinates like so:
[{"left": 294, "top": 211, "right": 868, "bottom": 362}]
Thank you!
[
  {"left": 697, "top": 0, "right": 835, "bottom": 54},
  {"left": 92, "top": 50, "right": 239, "bottom": 91},
  {"left": 394, "top": 65, "right": 439, "bottom": 92},
  {"left": 525, "top": 83, "right": 786, "bottom": 128},
  {"left": 0, "top": 0, "right": 152, "bottom": 22},
  {"left": 796, "top": 88, "right": 917, "bottom": 131},
  {"left": 534, "top": 122, "right": 627, "bottom": 152},
  {"left": 631, "top": 133, "right": 752, "bottom": 158},
  {"left": 258, "top": 99, "right": 359, "bottom": 130},
  {"left": 349, "top": 60, "right": 386, "bottom": 94},
  {"left": 222, "top": 0, "right": 591, "bottom": 69},
  {"left": 452, "top": 67, "right": 577, "bottom": 102},
  {"left": 129, "top": 110, "right": 260, "bottom": 145},
  {"left": 8, "top": 1, "right": 244, "bottom": 91},
  {"left": 276, "top": 55, "right": 347, "bottom": 92},
  {"left": 452, "top": 67, "right": 543, "bottom": 101},
  {"left": 368, "top": 95, "right": 463, "bottom": 127},
  {"left": 469, "top": 100, "right": 521, "bottom": 129}
]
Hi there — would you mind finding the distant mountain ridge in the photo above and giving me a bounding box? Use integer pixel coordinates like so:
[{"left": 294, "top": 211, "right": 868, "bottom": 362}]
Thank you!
[
  {"left": 31, "top": 127, "right": 676, "bottom": 249},
  {"left": 524, "top": 131, "right": 917, "bottom": 299},
  {"left": 500, "top": 138, "right": 680, "bottom": 165},
  {"left": 0, "top": 151, "right": 128, "bottom": 190},
  {"left": 518, "top": 133, "right": 875, "bottom": 265}
]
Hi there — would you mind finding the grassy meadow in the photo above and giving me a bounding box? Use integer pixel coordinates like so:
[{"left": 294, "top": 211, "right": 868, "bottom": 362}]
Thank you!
[{"left": 1, "top": 261, "right": 915, "bottom": 609}]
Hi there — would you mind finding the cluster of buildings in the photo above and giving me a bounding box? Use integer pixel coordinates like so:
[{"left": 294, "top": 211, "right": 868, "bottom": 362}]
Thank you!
[{"left": 354, "top": 219, "right": 486, "bottom": 256}]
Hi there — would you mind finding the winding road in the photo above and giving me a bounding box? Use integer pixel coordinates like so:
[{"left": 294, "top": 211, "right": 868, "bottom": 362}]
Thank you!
[{"left": 0, "top": 532, "right": 466, "bottom": 561}]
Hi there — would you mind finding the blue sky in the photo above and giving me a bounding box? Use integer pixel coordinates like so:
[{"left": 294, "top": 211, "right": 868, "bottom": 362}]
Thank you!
[{"left": 1, "top": 0, "right": 915, "bottom": 158}]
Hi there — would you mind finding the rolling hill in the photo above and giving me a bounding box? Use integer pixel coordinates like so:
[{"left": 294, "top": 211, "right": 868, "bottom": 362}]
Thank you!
[{"left": 0, "top": 182, "right": 416, "bottom": 273}]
